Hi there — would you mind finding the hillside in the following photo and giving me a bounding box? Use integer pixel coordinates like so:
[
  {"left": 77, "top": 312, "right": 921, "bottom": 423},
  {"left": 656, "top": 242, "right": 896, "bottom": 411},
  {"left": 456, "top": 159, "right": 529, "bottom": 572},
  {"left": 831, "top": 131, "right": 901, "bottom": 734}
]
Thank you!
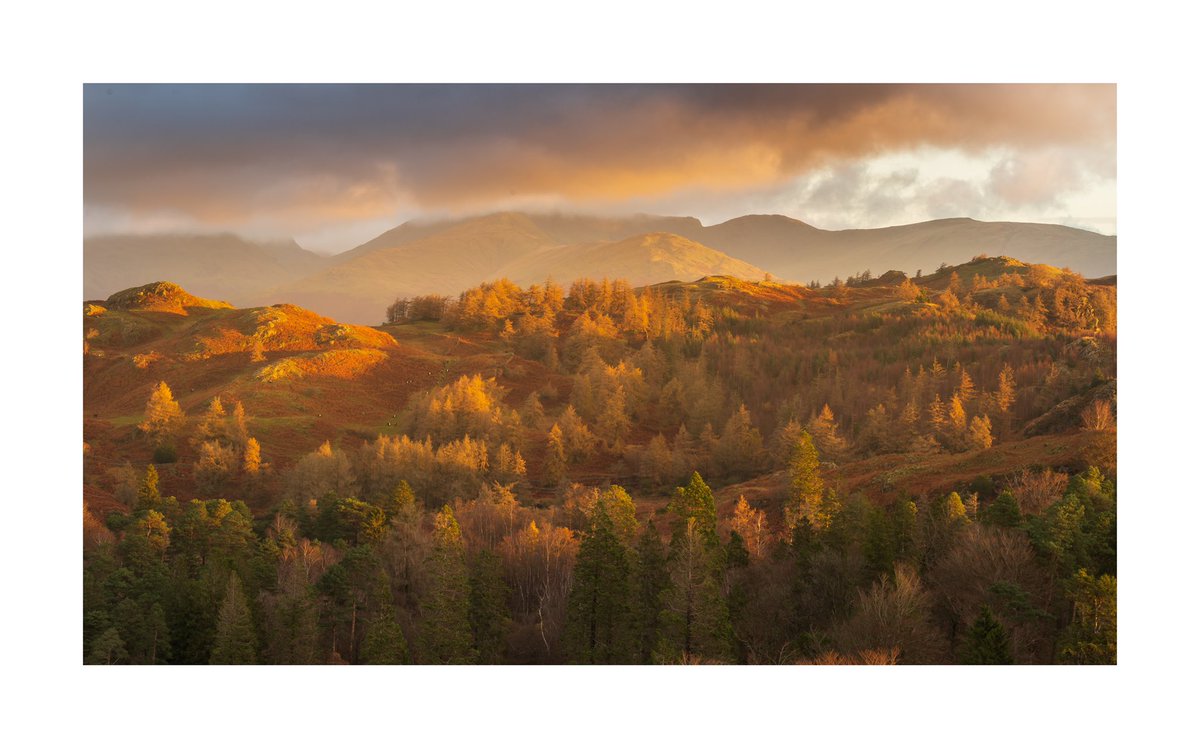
[
  {"left": 269, "top": 212, "right": 562, "bottom": 323},
  {"left": 83, "top": 211, "right": 1116, "bottom": 326},
  {"left": 85, "top": 258, "right": 1114, "bottom": 510},
  {"left": 84, "top": 258, "right": 1115, "bottom": 665},
  {"left": 84, "top": 233, "right": 328, "bottom": 305},
  {"left": 490, "top": 232, "right": 767, "bottom": 288}
]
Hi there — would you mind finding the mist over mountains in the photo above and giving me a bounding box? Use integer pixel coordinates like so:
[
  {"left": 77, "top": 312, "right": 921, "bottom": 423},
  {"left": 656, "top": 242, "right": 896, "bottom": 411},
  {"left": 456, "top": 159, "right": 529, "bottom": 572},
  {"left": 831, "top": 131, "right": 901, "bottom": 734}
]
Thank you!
[{"left": 84, "top": 211, "right": 1116, "bottom": 324}]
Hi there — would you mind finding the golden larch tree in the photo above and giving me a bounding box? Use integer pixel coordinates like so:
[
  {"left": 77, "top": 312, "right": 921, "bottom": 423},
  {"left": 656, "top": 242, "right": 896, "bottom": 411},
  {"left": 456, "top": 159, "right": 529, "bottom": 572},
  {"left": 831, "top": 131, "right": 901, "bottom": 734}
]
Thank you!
[{"left": 139, "top": 381, "right": 185, "bottom": 444}]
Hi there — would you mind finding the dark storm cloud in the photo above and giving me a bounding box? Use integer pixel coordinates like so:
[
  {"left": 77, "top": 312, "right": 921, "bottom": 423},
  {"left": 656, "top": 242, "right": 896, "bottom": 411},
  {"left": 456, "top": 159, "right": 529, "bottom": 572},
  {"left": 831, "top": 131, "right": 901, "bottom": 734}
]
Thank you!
[{"left": 83, "top": 83, "right": 1115, "bottom": 236}]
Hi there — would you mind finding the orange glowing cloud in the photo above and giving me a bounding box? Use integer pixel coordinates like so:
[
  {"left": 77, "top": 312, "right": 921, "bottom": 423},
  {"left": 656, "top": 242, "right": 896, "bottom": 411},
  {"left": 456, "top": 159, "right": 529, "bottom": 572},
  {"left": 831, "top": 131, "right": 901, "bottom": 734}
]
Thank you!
[{"left": 83, "top": 84, "right": 1115, "bottom": 245}]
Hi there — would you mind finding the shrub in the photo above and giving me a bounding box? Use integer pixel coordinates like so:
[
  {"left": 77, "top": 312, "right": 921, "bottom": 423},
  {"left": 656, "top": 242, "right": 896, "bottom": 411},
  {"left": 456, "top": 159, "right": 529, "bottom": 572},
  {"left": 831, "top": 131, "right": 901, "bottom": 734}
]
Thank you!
[{"left": 153, "top": 443, "right": 178, "bottom": 464}]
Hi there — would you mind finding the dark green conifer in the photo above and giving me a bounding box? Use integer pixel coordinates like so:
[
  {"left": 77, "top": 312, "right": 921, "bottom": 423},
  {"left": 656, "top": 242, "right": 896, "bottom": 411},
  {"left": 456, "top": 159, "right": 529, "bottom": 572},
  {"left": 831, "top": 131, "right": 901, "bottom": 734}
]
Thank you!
[
  {"left": 419, "top": 506, "right": 475, "bottom": 664},
  {"left": 960, "top": 606, "right": 1014, "bottom": 664},
  {"left": 564, "top": 505, "right": 633, "bottom": 664},
  {"left": 360, "top": 606, "right": 409, "bottom": 664},
  {"left": 982, "top": 491, "right": 1023, "bottom": 528},
  {"left": 468, "top": 548, "right": 511, "bottom": 664},
  {"left": 210, "top": 573, "right": 258, "bottom": 664},
  {"left": 631, "top": 521, "right": 668, "bottom": 664}
]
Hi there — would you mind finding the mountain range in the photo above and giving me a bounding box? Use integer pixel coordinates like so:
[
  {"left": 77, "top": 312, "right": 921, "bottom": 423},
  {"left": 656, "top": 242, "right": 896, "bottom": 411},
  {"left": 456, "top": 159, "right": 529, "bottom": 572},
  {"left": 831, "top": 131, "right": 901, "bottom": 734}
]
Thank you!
[{"left": 84, "top": 211, "right": 1117, "bottom": 324}]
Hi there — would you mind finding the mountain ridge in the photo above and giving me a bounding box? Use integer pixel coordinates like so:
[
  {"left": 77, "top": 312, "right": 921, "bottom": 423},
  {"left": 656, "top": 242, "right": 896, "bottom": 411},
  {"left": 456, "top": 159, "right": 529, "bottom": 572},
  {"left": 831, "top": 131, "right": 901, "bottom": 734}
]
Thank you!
[{"left": 84, "top": 211, "right": 1117, "bottom": 324}]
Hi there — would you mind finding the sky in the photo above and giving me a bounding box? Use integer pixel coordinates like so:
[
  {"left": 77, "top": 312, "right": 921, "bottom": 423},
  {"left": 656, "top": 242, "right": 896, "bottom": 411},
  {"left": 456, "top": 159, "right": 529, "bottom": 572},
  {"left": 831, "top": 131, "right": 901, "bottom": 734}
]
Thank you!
[{"left": 83, "top": 84, "right": 1116, "bottom": 254}]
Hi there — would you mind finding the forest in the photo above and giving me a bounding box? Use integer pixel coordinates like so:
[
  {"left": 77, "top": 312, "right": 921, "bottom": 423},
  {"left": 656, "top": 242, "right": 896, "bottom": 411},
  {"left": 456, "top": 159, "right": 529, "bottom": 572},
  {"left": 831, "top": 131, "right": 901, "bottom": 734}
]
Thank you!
[{"left": 82, "top": 255, "right": 1116, "bottom": 664}]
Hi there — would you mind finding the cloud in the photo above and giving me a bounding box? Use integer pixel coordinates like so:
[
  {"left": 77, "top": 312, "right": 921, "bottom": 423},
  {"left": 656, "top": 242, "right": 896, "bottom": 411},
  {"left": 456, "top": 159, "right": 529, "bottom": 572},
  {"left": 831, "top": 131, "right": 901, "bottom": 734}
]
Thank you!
[{"left": 83, "top": 84, "right": 1116, "bottom": 244}]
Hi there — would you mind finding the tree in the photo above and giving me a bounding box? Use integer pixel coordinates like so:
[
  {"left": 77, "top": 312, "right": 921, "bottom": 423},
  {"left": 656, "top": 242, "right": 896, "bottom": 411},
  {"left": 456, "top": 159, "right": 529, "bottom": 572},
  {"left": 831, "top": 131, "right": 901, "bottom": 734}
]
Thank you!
[
  {"left": 230, "top": 400, "right": 250, "bottom": 445},
  {"left": 968, "top": 415, "right": 993, "bottom": 450},
  {"left": 120, "top": 510, "right": 171, "bottom": 570},
  {"left": 785, "top": 431, "right": 826, "bottom": 531},
  {"left": 242, "top": 437, "right": 262, "bottom": 474},
  {"left": 1082, "top": 399, "right": 1115, "bottom": 432},
  {"left": 136, "top": 465, "right": 160, "bottom": 510},
  {"left": 957, "top": 369, "right": 976, "bottom": 403},
  {"left": 731, "top": 496, "right": 770, "bottom": 561},
  {"left": 959, "top": 606, "right": 1014, "bottom": 664},
  {"left": 87, "top": 627, "right": 128, "bottom": 665},
  {"left": 194, "top": 396, "right": 229, "bottom": 445},
  {"left": 195, "top": 439, "right": 238, "bottom": 495},
  {"left": 716, "top": 404, "right": 765, "bottom": 479},
  {"left": 1057, "top": 570, "right": 1117, "bottom": 664},
  {"left": 210, "top": 573, "right": 258, "bottom": 664},
  {"left": 982, "top": 491, "right": 1023, "bottom": 528},
  {"left": 597, "top": 383, "right": 632, "bottom": 445},
  {"left": 564, "top": 505, "right": 634, "bottom": 664},
  {"left": 837, "top": 564, "right": 947, "bottom": 665},
  {"left": 557, "top": 405, "right": 596, "bottom": 462},
  {"left": 360, "top": 607, "right": 409, "bottom": 664},
  {"left": 384, "top": 479, "right": 417, "bottom": 519},
  {"left": 641, "top": 433, "right": 675, "bottom": 488},
  {"left": 139, "top": 381, "right": 184, "bottom": 444},
  {"left": 948, "top": 395, "right": 968, "bottom": 435},
  {"left": 544, "top": 424, "right": 567, "bottom": 486},
  {"left": 631, "top": 522, "right": 668, "bottom": 664},
  {"left": 807, "top": 404, "right": 848, "bottom": 462},
  {"left": 420, "top": 506, "right": 475, "bottom": 664},
  {"left": 655, "top": 517, "right": 734, "bottom": 663},
  {"left": 468, "top": 548, "right": 511, "bottom": 664},
  {"left": 996, "top": 364, "right": 1017, "bottom": 414},
  {"left": 668, "top": 472, "right": 719, "bottom": 542}
]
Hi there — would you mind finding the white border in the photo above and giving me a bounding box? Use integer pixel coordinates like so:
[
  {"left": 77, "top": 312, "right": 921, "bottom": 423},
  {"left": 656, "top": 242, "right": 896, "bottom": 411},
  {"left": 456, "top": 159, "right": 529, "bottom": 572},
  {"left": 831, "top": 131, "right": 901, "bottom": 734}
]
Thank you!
[{"left": 4, "top": 1, "right": 1196, "bottom": 746}]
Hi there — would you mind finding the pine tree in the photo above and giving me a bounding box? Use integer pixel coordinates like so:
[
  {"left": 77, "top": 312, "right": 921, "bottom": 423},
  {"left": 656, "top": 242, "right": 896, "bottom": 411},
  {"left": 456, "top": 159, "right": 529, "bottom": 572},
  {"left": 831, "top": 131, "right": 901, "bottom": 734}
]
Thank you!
[
  {"left": 468, "top": 548, "right": 511, "bottom": 664},
  {"left": 210, "top": 573, "right": 258, "bottom": 664},
  {"left": 144, "top": 602, "right": 172, "bottom": 664},
  {"left": 669, "top": 472, "right": 719, "bottom": 542},
  {"left": 87, "top": 627, "right": 128, "bottom": 665},
  {"left": 655, "top": 517, "right": 734, "bottom": 663},
  {"left": 385, "top": 479, "right": 417, "bottom": 519},
  {"left": 785, "top": 431, "right": 825, "bottom": 531},
  {"left": 420, "top": 506, "right": 475, "bottom": 664},
  {"left": 360, "top": 606, "right": 409, "bottom": 664},
  {"left": 564, "top": 505, "right": 634, "bottom": 664},
  {"left": 725, "top": 530, "right": 750, "bottom": 569},
  {"left": 960, "top": 606, "right": 1014, "bottom": 664},
  {"left": 1057, "top": 570, "right": 1117, "bottom": 664},
  {"left": 982, "top": 491, "right": 1023, "bottom": 528},
  {"left": 631, "top": 522, "right": 668, "bottom": 664},
  {"left": 139, "top": 381, "right": 184, "bottom": 444}
]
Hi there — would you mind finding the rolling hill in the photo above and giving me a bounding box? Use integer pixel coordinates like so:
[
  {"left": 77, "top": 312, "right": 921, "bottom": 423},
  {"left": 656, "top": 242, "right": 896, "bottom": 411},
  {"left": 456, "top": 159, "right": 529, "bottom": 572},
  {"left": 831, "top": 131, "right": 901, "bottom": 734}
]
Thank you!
[
  {"left": 271, "top": 214, "right": 764, "bottom": 323},
  {"left": 489, "top": 232, "right": 766, "bottom": 289},
  {"left": 84, "top": 233, "right": 329, "bottom": 306},
  {"left": 675, "top": 215, "right": 1116, "bottom": 283},
  {"left": 83, "top": 211, "right": 1116, "bottom": 325}
]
